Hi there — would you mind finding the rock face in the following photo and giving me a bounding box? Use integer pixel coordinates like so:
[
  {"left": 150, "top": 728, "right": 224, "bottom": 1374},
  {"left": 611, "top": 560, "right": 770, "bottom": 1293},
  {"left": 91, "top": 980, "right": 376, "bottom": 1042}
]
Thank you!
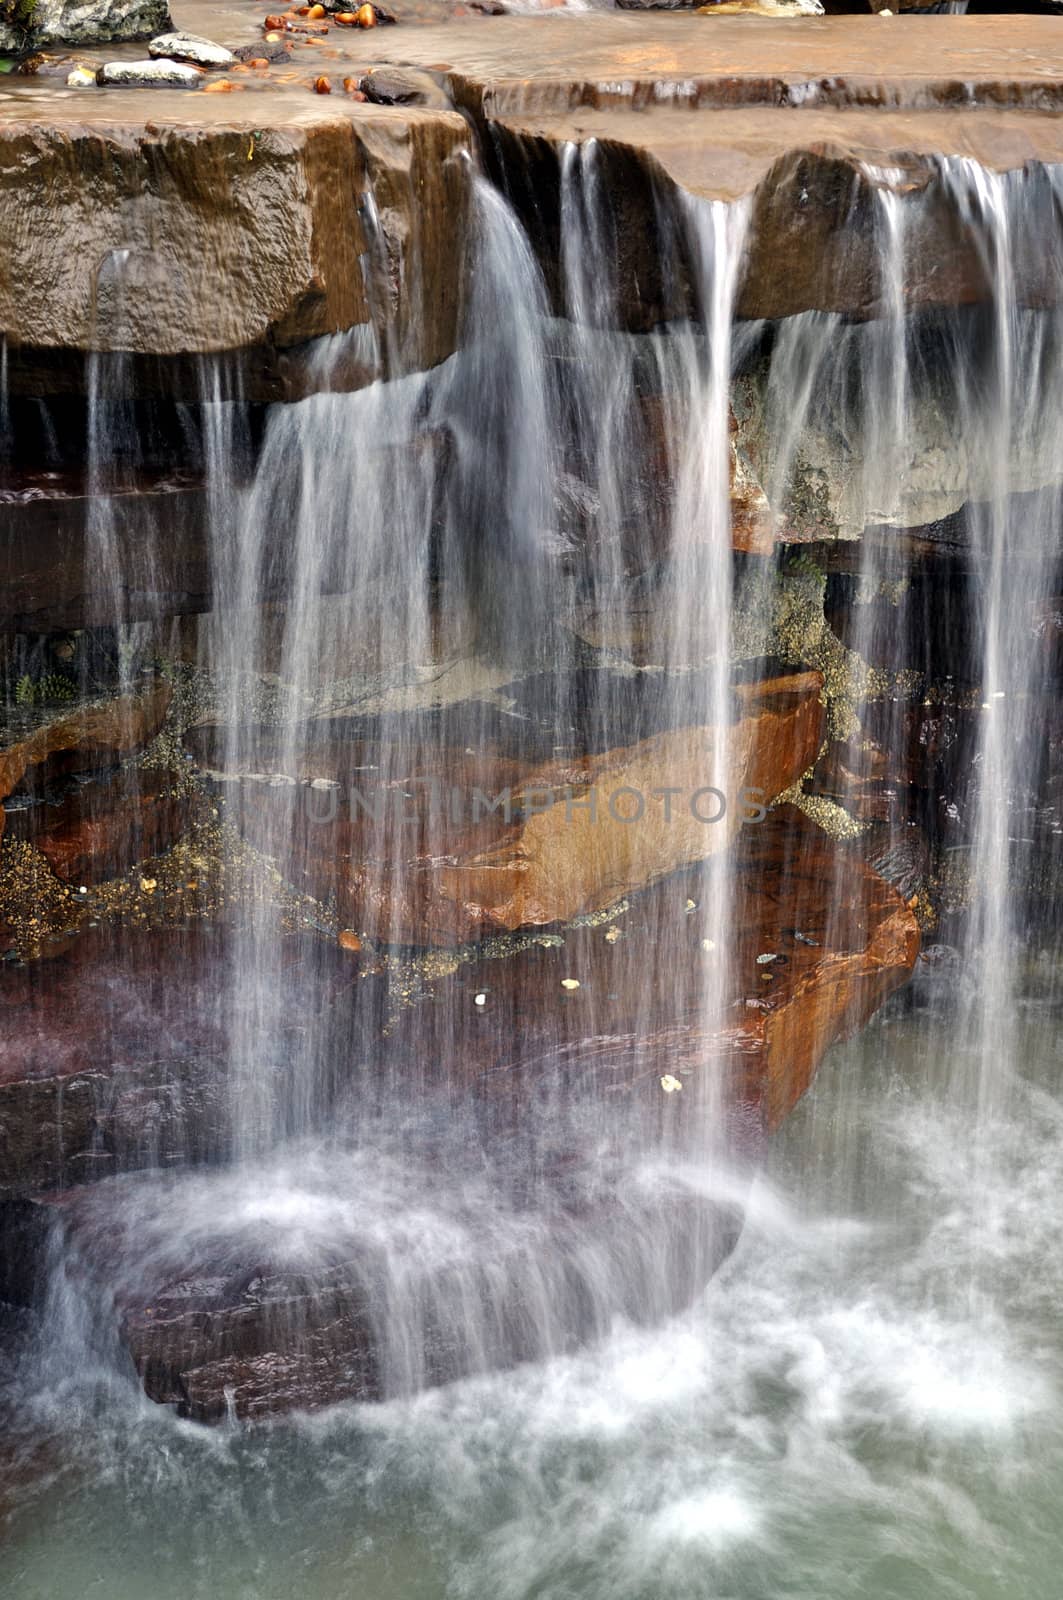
[
  {"left": 0, "top": 0, "right": 170, "bottom": 52},
  {"left": 0, "top": 927, "right": 377, "bottom": 1197},
  {"left": 18, "top": 808, "right": 918, "bottom": 1421},
  {"left": 5, "top": 768, "right": 190, "bottom": 886},
  {"left": 0, "top": 682, "right": 172, "bottom": 842},
  {"left": 194, "top": 670, "right": 825, "bottom": 945},
  {"left": 0, "top": 105, "right": 472, "bottom": 398}
]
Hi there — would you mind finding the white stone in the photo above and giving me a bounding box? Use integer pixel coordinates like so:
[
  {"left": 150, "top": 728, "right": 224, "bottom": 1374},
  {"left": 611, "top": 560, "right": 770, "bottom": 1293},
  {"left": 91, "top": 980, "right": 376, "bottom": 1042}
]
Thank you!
[
  {"left": 97, "top": 57, "right": 204, "bottom": 86},
  {"left": 148, "top": 30, "right": 234, "bottom": 67},
  {"left": 66, "top": 64, "right": 97, "bottom": 85}
]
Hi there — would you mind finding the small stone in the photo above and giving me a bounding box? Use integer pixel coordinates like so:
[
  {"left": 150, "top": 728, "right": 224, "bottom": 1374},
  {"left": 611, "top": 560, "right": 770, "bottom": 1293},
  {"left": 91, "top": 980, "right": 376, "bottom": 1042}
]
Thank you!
[
  {"left": 685, "top": 898, "right": 698, "bottom": 913},
  {"left": 96, "top": 59, "right": 206, "bottom": 87},
  {"left": 354, "top": 2, "right": 378, "bottom": 23},
  {"left": 338, "top": 930, "right": 362, "bottom": 952},
  {"left": 313, "top": 74, "right": 331, "bottom": 92},
  {"left": 604, "top": 927, "right": 621, "bottom": 944},
  {"left": 148, "top": 31, "right": 235, "bottom": 68},
  {"left": 756, "top": 953, "right": 777, "bottom": 965},
  {"left": 660, "top": 1074, "right": 683, "bottom": 1094},
  {"left": 264, "top": 14, "right": 288, "bottom": 28},
  {"left": 561, "top": 978, "right": 580, "bottom": 991},
  {"left": 342, "top": 76, "right": 367, "bottom": 97},
  {"left": 202, "top": 79, "right": 235, "bottom": 92},
  {"left": 66, "top": 65, "right": 96, "bottom": 87},
  {"left": 308, "top": 3, "right": 326, "bottom": 14},
  {"left": 701, "top": 938, "right": 716, "bottom": 952},
  {"left": 139, "top": 878, "right": 157, "bottom": 893},
  {"left": 474, "top": 992, "right": 486, "bottom": 1007}
]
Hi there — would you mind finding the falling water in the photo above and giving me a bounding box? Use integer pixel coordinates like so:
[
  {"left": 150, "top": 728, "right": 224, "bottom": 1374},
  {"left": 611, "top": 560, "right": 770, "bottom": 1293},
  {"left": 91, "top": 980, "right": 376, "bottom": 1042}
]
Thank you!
[{"left": 2, "top": 117, "right": 1062, "bottom": 1600}]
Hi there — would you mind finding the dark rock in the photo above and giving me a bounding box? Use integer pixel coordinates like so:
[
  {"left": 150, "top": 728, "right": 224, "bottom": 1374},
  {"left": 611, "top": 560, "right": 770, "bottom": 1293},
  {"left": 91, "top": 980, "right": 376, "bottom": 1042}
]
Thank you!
[
  {"left": 0, "top": 926, "right": 379, "bottom": 1198},
  {"left": 4, "top": 768, "right": 191, "bottom": 886},
  {"left": 358, "top": 66, "right": 452, "bottom": 108}
]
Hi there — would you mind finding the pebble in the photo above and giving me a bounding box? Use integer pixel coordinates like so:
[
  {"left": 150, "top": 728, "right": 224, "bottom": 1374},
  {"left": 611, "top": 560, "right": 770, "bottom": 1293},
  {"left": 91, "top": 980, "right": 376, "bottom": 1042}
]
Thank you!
[
  {"left": 604, "top": 926, "right": 621, "bottom": 944},
  {"left": 560, "top": 978, "right": 580, "bottom": 991},
  {"left": 756, "top": 952, "right": 777, "bottom": 964},
  {"left": 66, "top": 65, "right": 96, "bottom": 87},
  {"left": 701, "top": 938, "right": 716, "bottom": 952},
  {"left": 474, "top": 992, "right": 486, "bottom": 1007},
  {"left": 660, "top": 1074, "right": 683, "bottom": 1094},
  {"left": 314, "top": 75, "right": 332, "bottom": 92}
]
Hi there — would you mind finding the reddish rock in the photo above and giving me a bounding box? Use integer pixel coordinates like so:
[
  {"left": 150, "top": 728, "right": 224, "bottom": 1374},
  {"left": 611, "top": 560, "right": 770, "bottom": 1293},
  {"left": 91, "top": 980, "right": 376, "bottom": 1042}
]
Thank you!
[
  {"left": 6, "top": 769, "right": 190, "bottom": 886},
  {"left": 198, "top": 670, "right": 824, "bottom": 945},
  {"left": 0, "top": 683, "right": 172, "bottom": 843},
  {"left": 21, "top": 809, "right": 918, "bottom": 1421},
  {"left": 0, "top": 926, "right": 378, "bottom": 1198}
]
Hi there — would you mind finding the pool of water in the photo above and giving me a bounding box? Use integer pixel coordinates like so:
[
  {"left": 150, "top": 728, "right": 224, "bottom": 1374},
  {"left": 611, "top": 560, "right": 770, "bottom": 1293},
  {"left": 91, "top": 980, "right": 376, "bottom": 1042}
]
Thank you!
[{"left": 3, "top": 999, "right": 1062, "bottom": 1600}]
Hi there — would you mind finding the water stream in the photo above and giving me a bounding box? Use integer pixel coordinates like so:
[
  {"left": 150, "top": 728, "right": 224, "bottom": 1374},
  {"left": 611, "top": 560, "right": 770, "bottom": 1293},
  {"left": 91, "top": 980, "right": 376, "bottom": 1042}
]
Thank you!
[{"left": 2, "top": 130, "right": 1061, "bottom": 1598}]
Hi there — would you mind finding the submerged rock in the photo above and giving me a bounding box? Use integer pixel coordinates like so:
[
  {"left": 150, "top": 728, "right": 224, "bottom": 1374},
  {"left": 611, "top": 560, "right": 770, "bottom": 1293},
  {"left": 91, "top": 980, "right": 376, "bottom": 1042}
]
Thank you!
[{"left": 147, "top": 30, "right": 235, "bottom": 68}]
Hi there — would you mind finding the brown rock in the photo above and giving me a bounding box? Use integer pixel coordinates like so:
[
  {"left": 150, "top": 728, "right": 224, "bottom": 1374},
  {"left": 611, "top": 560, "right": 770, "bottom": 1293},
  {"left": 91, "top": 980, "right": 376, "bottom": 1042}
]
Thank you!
[
  {"left": 0, "top": 103, "right": 472, "bottom": 398},
  {"left": 5, "top": 768, "right": 190, "bottom": 886},
  {"left": 0, "top": 682, "right": 172, "bottom": 842},
  {"left": 200, "top": 670, "right": 824, "bottom": 944},
  {"left": 0, "top": 925, "right": 378, "bottom": 1198}
]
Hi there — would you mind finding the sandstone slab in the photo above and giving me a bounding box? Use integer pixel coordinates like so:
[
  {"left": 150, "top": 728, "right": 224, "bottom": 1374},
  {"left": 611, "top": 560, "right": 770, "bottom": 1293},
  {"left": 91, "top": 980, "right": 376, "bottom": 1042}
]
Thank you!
[{"left": 193, "top": 669, "right": 824, "bottom": 944}]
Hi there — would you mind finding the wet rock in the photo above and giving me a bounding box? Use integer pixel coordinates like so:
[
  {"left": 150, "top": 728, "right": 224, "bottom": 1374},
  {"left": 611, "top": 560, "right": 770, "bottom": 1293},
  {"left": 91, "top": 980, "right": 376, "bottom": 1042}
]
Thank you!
[
  {"left": 358, "top": 66, "right": 451, "bottom": 108},
  {"left": 0, "top": 682, "right": 172, "bottom": 842},
  {"left": 147, "top": 30, "right": 234, "bottom": 67},
  {"left": 4, "top": 768, "right": 190, "bottom": 886},
  {"left": 195, "top": 670, "right": 825, "bottom": 945},
  {"left": 0, "top": 0, "right": 170, "bottom": 52},
  {"left": 0, "top": 106, "right": 471, "bottom": 392},
  {"left": 0, "top": 926, "right": 377, "bottom": 1198},
  {"left": 382, "top": 806, "right": 921, "bottom": 1136},
  {"left": 26, "top": 808, "right": 918, "bottom": 1421},
  {"left": 232, "top": 37, "right": 289, "bottom": 61},
  {"left": 0, "top": 471, "right": 213, "bottom": 634},
  {"left": 96, "top": 58, "right": 205, "bottom": 87}
]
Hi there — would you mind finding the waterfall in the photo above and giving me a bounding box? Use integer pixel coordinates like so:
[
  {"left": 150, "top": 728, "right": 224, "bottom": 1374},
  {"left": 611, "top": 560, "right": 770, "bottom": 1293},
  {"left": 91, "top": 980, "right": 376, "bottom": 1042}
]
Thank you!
[{"left": 3, "top": 72, "right": 1063, "bottom": 1592}]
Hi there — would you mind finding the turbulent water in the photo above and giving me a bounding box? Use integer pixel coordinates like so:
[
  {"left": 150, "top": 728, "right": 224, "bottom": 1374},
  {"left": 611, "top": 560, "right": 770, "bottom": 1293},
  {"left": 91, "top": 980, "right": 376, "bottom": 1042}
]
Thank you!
[{"left": 4, "top": 1006, "right": 1063, "bottom": 1599}]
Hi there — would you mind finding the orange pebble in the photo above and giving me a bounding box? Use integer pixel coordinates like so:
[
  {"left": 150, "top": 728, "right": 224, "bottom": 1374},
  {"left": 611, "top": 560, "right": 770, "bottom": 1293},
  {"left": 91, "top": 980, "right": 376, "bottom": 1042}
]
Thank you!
[
  {"left": 354, "top": 2, "right": 377, "bottom": 23},
  {"left": 264, "top": 14, "right": 287, "bottom": 26},
  {"left": 264, "top": 30, "right": 286, "bottom": 40},
  {"left": 203, "top": 79, "right": 234, "bottom": 92},
  {"left": 308, "top": 2, "right": 326, "bottom": 14},
  {"left": 314, "top": 73, "right": 332, "bottom": 91},
  {"left": 338, "top": 930, "right": 362, "bottom": 953},
  {"left": 342, "top": 76, "right": 367, "bottom": 97}
]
